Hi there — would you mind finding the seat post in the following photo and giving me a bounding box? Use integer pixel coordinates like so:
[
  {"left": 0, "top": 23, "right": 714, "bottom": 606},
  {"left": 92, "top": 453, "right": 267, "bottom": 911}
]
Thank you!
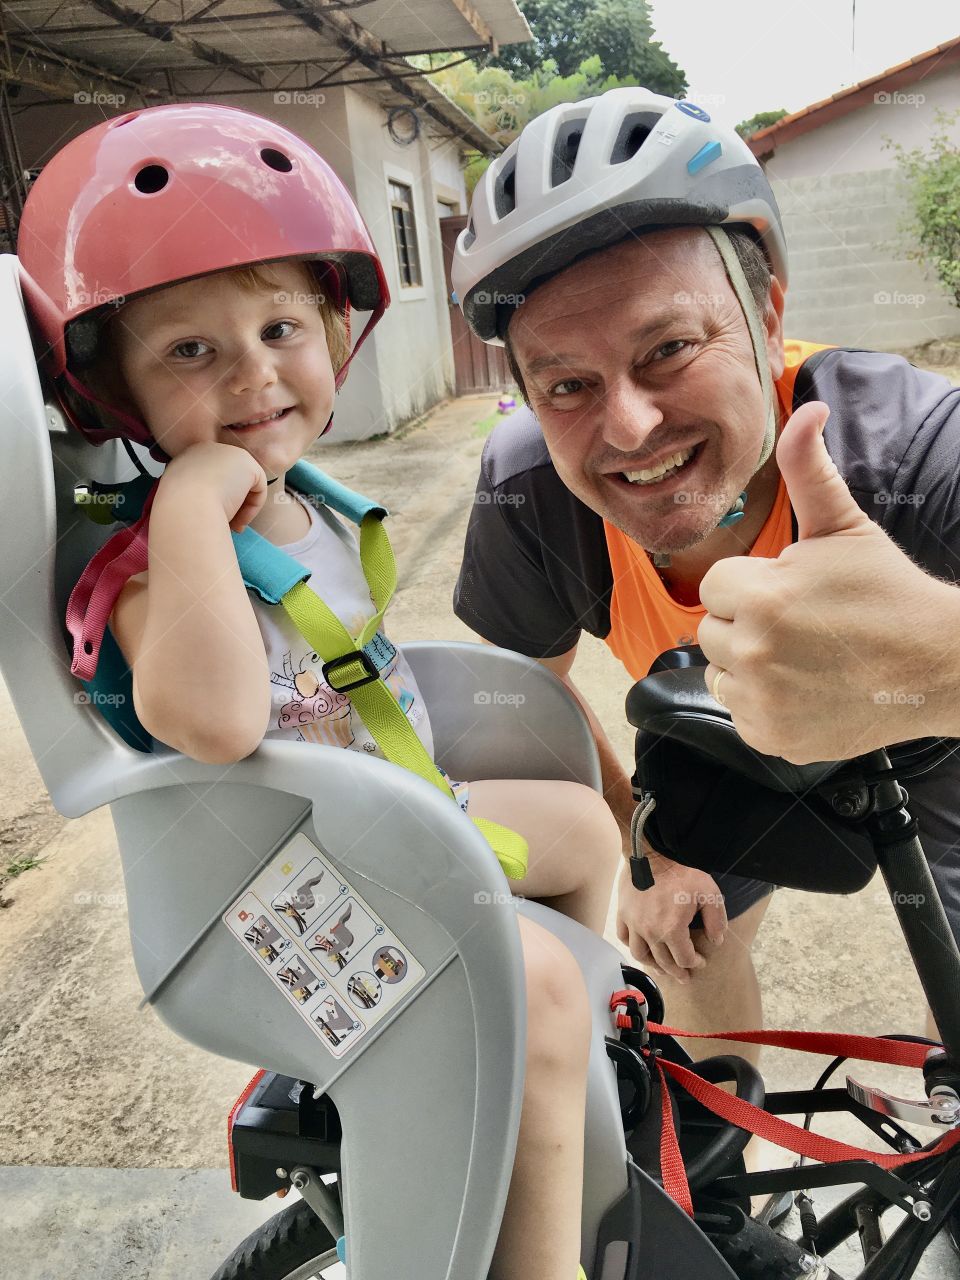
[{"left": 863, "top": 751, "right": 960, "bottom": 1059}]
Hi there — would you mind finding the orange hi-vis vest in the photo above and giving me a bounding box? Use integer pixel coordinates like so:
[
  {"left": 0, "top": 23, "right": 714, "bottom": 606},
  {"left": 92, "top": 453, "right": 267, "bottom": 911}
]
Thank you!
[{"left": 602, "top": 340, "right": 832, "bottom": 681}]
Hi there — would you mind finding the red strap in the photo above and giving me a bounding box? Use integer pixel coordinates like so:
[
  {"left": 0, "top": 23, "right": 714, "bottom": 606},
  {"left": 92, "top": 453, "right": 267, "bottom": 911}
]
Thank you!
[
  {"left": 647, "top": 1022, "right": 937, "bottom": 1070},
  {"left": 607, "top": 996, "right": 959, "bottom": 1215},
  {"left": 333, "top": 305, "right": 382, "bottom": 389},
  {"left": 658, "top": 1053, "right": 960, "bottom": 1169},
  {"left": 66, "top": 481, "right": 159, "bottom": 680},
  {"left": 655, "top": 1058, "right": 694, "bottom": 1215},
  {"left": 63, "top": 368, "right": 157, "bottom": 448}
]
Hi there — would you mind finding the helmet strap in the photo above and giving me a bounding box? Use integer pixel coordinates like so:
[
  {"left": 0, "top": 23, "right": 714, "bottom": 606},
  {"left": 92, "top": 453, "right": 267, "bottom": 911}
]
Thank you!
[
  {"left": 63, "top": 368, "right": 157, "bottom": 450},
  {"left": 703, "top": 227, "right": 777, "bottom": 525}
]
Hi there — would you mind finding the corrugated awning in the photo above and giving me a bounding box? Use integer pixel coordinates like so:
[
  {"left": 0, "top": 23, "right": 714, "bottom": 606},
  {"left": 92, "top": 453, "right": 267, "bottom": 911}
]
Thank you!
[{"left": 2, "top": 0, "right": 531, "bottom": 150}]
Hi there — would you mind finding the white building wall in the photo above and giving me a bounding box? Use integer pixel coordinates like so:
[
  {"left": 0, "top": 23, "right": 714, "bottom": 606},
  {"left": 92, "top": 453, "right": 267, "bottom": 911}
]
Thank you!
[
  {"left": 337, "top": 86, "right": 466, "bottom": 440},
  {"left": 775, "top": 170, "right": 960, "bottom": 351},
  {"left": 763, "top": 67, "right": 960, "bottom": 350}
]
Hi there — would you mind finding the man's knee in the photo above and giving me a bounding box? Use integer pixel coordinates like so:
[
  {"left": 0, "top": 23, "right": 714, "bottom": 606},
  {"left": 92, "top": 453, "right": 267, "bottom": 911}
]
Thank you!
[{"left": 660, "top": 893, "right": 773, "bottom": 992}]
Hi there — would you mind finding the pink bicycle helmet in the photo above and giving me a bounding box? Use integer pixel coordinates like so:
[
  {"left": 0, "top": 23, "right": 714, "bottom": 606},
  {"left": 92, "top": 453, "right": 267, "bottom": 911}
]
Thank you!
[{"left": 18, "top": 102, "right": 390, "bottom": 453}]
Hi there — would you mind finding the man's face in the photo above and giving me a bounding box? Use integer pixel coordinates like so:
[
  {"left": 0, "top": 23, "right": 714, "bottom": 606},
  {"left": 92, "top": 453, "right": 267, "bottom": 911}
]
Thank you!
[{"left": 509, "top": 229, "right": 785, "bottom": 553}]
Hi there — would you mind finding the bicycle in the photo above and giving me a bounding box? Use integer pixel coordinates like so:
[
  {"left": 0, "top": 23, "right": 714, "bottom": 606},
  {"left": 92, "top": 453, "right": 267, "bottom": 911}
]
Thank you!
[{"left": 212, "top": 646, "right": 960, "bottom": 1280}]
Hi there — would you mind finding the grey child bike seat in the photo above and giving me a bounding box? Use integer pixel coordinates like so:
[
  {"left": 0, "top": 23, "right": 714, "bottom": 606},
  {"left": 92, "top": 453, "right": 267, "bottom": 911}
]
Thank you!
[{"left": 1, "top": 253, "right": 722, "bottom": 1280}]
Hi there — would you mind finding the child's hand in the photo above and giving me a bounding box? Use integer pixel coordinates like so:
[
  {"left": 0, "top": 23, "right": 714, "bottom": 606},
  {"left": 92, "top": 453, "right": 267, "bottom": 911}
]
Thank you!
[{"left": 162, "top": 441, "right": 269, "bottom": 534}]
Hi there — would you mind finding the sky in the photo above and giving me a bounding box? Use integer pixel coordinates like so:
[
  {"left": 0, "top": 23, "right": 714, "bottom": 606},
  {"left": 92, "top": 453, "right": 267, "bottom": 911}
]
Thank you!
[{"left": 649, "top": 0, "right": 959, "bottom": 128}]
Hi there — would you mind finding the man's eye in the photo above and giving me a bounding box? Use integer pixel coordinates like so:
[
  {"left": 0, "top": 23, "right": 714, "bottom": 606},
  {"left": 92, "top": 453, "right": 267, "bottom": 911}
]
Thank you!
[
  {"left": 171, "top": 339, "right": 210, "bottom": 359},
  {"left": 549, "top": 378, "right": 584, "bottom": 396},
  {"left": 263, "top": 320, "right": 297, "bottom": 340},
  {"left": 654, "top": 339, "right": 688, "bottom": 361}
]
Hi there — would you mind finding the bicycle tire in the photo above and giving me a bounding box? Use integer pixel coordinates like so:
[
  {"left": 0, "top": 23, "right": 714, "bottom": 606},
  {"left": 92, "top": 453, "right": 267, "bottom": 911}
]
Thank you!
[
  {"left": 209, "top": 1199, "right": 339, "bottom": 1280},
  {"left": 708, "top": 1215, "right": 844, "bottom": 1280}
]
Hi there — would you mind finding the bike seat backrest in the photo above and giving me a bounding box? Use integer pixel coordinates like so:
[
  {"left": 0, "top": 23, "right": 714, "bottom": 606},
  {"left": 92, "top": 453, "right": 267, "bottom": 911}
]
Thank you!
[{"left": 0, "top": 255, "right": 164, "bottom": 811}]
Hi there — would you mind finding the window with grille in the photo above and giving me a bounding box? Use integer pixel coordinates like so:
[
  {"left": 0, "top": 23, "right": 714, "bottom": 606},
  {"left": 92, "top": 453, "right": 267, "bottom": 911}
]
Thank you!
[{"left": 388, "top": 181, "right": 423, "bottom": 288}]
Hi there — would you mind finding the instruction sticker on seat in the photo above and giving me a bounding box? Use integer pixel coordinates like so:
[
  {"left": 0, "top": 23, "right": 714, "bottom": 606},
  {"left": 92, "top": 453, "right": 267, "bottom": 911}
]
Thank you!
[{"left": 223, "top": 831, "right": 425, "bottom": 1058}]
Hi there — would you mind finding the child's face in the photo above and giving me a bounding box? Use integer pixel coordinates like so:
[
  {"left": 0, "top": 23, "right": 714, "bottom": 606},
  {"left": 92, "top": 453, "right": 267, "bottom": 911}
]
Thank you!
[{"left": 111, "top": 262, "right": 337, "bottom": 475}]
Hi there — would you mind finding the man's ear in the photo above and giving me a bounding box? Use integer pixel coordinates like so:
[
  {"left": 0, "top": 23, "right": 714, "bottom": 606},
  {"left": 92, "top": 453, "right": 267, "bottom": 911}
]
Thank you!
[{"left": 764, "top": 276, "right": 786, "bottom": 383}]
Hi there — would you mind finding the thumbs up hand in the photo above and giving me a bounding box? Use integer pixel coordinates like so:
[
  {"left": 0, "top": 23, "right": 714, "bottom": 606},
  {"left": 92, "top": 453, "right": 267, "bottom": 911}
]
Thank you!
[{"left": 698, "top": 402, "right": 958, "bottom": 763}]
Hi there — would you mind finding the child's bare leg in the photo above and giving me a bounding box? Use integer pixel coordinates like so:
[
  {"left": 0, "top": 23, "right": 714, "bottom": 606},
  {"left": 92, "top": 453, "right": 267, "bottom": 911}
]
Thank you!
[
  {"left": 468, "top": 778, "right": 621, "bottom": 934},
  {"left": 490, "top": 914, "right": 592, "bottom": 1280},
  {"left": 467, "top": 781, "right": 618, "bottom": 1277}
]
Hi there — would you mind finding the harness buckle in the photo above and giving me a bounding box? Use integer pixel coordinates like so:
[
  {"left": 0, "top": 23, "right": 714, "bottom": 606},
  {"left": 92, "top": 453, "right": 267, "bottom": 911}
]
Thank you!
[{"left": 323, "top": 649, "right": 380, "bottom": 693}]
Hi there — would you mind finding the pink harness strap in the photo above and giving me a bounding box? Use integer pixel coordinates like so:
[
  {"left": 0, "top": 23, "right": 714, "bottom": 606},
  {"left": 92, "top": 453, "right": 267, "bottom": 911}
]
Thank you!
[{"left": 66, "top": 480, "right": 159, "bottom": 680}]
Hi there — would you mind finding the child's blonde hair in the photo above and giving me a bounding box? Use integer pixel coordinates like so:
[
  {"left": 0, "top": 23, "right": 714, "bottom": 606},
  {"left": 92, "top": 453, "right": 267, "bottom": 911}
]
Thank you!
[{"left": 65, "top": 257, "right": 350, "bottom": 441}]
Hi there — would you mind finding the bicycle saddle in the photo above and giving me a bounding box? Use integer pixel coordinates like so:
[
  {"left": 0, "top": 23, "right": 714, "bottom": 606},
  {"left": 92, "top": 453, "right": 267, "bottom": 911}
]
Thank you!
[
  {"left": 625, "top": 647, "right": 878, "bottom": 895},
  {"left": 626, "top": 646, "right": 841, "bottom": 795}
]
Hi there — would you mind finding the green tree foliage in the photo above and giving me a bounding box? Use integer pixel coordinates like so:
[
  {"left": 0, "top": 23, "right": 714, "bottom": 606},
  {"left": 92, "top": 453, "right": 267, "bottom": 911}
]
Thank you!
[
  {"left": 434, "top": 54, "right": 651, "bottom": 194},
  {"left": 735, "top": 109, "right": 788, "bottom": 139},
  {"left": 492, "top": 0, "right": 685, "bottom": 93},
  {"left": 886, "top": 110, "right": 960, "bottom": 308},
  {"left": 436, "top": 55, "right": 638, "bottom": 146}
]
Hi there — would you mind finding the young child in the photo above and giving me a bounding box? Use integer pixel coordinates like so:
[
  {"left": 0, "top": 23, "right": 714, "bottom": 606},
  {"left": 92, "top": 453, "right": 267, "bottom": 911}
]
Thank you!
[{"left": 19, "top": 104, "right": 621, "bottom": 1280}]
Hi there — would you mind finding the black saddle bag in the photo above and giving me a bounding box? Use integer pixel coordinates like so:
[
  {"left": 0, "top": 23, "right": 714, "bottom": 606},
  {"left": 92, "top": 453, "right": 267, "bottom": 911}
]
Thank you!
[{"left": 626, "top": 647, "right": 878, "bottom": 894}]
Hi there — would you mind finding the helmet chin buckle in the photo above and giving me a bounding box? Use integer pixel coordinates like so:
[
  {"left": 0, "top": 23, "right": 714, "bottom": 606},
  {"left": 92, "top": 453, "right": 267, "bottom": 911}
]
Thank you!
[
  {"left": 650, "top": 486, "right": 748, "bottom": 569},
  {"left": 717, "top": 491, "right": 747, "bottom": 528}
]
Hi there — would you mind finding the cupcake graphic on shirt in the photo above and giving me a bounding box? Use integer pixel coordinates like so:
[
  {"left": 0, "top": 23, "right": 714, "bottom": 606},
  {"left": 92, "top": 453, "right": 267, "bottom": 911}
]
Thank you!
[{"left": 272, "top": 651, "right": 355, "bottom": 747}]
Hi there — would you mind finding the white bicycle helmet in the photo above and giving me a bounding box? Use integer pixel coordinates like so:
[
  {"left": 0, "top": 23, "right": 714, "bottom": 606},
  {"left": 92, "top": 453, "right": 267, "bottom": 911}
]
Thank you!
[
  {"left": 453, "top": 86, "right": 787, "bottom": 343},
  {"left": 452, "top": 87, "right": 789, "bottom": 522}
]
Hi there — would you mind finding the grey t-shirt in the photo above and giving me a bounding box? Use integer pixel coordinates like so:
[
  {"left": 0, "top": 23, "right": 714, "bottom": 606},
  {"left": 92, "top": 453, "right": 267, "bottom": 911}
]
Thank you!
[{"left": 454, "top": 347, "right": 960, "bottom": 924}]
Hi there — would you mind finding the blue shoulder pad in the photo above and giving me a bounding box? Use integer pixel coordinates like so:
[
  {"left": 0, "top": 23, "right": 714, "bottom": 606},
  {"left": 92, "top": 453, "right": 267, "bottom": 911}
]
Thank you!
[
  {"left": 232, "top": 527, "right": 311, "bottom": 606},
  {"left": 286, "top": 459, "right": 387, "bottom": 525}
]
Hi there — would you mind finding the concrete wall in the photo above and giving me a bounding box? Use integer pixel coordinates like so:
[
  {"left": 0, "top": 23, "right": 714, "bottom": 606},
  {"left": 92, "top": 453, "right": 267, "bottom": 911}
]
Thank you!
[
  {"left": 14, "top": 83, "right": 469, "bottom": 441},
  {"left": 774, "top": 169, "right": 960, "bottom": 351},
  {"left": 764, "top": 66, "right": 960, "bottom": 350}
]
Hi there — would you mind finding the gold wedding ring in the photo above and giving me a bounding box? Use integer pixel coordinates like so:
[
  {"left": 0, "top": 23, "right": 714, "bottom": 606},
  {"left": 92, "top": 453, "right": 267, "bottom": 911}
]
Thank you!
[{"left": 712, "top": 669, "right": 729, "bottom": 706}]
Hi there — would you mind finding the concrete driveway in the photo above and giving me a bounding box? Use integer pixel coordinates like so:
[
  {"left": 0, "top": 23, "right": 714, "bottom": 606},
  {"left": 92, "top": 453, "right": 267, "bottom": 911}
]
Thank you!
[{"left": 0, "top": 389, "right": 954, "bottom": 1277}]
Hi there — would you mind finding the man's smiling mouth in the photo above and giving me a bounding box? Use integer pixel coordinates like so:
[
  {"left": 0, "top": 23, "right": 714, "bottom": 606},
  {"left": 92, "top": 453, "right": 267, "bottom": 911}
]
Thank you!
[{"left": 618, "top": 443, "right": 700, "bottom": 486}]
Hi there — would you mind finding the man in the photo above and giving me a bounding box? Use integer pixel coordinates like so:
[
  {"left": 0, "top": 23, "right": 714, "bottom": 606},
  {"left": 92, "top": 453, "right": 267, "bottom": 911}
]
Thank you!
[{"left": 451, "top": 86, "right": 960, "bottom": 1055}]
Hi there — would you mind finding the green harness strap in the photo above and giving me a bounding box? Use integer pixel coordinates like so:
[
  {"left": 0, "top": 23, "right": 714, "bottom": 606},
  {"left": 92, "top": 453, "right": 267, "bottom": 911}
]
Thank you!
[
  {"left": 280, "top": 512, "right": 529, "bottom": 882},
  {"left": 74, "top": 466, "right": 528, "bottom": 879}
]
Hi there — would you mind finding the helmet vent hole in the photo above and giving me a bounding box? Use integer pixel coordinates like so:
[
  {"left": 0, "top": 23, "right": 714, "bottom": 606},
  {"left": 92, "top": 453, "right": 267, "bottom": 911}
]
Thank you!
[
  {"left": 622, "top": 126, "right": 649, "bottom": 159},
  {"left": 134, "top": 165, "right": 169, "bottom": 194},
  {"left": 493, "top": 158, "right": 517, "bottom": 219},
  {"left": 261, "top": 147, "right": 293, "bottom": 172},
  {"left": 610, "top": 112, "right": 662, "bottom": 164},
  {"left": 551, "top": 118, "right": 587, "bottom": 187}
]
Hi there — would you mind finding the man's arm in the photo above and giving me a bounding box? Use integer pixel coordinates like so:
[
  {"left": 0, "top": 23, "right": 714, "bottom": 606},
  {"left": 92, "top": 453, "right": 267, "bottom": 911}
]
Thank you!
[{"left": 534, "top": 643, "right": 728, "bottom": 977}]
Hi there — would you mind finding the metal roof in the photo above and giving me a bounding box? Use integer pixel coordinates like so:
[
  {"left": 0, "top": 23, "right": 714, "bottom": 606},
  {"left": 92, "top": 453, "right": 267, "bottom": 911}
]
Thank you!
[
  {"left": 2, "top": 0, "right": 531, "bottom": 150},
  {"left": 748, "top": 35, "right": 960, "bottom": 160}
]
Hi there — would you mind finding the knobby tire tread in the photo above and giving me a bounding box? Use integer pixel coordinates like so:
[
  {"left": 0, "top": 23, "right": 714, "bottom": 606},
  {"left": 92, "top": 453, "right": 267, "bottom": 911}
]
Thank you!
[{"left": 209, "top": 1199, "right": 336, "bottom": 1280}]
